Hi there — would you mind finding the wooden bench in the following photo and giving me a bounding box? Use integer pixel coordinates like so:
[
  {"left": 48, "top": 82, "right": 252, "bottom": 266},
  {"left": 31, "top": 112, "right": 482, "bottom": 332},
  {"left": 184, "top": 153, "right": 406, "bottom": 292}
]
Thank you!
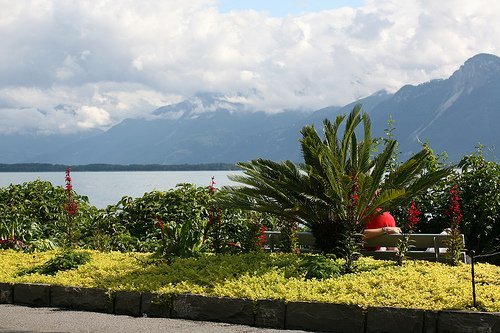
[{"left": 264, "top": 231, "right": 466, "bottom": 262}]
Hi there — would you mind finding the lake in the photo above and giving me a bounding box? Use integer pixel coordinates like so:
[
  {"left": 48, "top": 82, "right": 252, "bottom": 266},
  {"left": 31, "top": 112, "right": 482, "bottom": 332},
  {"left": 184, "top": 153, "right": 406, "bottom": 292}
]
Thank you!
[{"left": 0, "top": 171, "right": 243, "bottom": 208}]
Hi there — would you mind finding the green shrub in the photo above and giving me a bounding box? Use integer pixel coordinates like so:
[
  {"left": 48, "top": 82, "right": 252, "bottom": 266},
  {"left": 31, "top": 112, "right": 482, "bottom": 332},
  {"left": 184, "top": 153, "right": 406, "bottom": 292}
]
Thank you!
[
  {"left": 0, "top": 180, "right": 95, "bottom": 250},
  {"left": 17, "top": 250, "right": 91, "bottom": 276},
  {"left": 294, "top": 255, "right": 343, "bottom": 279},
  {"left": 95, "top": 184, "right": 211, "bottom": 253},
  {"left": 458, "top": 149, "right": 500, "bottom": 263},
  {"left": 391, "top": 147, "right": 500, "bottom": 264},
  {"left": 92, "top": 184, "right": 277, "bottom": 256}
]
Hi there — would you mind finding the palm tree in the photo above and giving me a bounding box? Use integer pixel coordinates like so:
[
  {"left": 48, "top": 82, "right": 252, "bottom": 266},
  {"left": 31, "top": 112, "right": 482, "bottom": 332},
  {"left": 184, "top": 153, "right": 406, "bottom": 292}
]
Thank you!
[{"left": 221, "top": 105, "right": 451, "bottom": 261}]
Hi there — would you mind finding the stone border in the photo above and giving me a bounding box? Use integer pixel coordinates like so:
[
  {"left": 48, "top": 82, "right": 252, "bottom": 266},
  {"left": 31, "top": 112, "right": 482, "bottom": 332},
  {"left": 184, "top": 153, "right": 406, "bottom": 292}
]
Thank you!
[{"left": 0, "top": 283, "right": 498, "bottom": 332}]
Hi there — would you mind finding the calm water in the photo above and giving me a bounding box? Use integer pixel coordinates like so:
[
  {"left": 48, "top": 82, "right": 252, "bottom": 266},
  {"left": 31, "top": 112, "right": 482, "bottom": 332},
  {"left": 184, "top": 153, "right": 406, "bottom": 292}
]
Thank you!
[{"left": 0, "top": 171, "right": 242, "bottom": 208}]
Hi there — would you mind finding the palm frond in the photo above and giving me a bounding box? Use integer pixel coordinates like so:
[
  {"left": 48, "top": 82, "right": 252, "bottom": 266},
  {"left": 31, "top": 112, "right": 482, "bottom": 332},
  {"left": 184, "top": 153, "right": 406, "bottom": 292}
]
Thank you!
[{"left": 221, "top": 105, "right": 450, "bottom": 255}]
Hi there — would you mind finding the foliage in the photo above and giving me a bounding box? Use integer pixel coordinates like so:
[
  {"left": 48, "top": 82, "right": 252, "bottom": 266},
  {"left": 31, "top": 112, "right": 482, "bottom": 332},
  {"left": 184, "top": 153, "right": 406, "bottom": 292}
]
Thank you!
[
  {"left": 17, "top": 250, "right": 91, "bottom": 276},
  {"left": 0, "top": 180, "right": 94, "bottom": 250},
  {"left": 444, "top": 185, "right": 464, "bottom": 266},
  {"left": 153, "top": 215, "right": 205, "bottom": 260},
  {"left": 389, "top": 144, "right": 451, "bottom": 234},
  {"left": 457, "top": 149, "right": 500, "bottom": 263},
  {"left": 84, "top": 183, "right": 276, "bottom": 257},
  {"left": 1, "top": 250, "right": 498, "bottom": 312},
  {"left": 277, "top": 218, "right": 299, "bottom": 253},
  {"left": 205, "top": 177, "right": 225, "bottom": 253},
  {"left": 221, "top": 106, "right": 451, "bottom": 265},
  {"left": 63, "top": 167, "right": 79, "bottom": 248},
  {"left": 295, "top": 255, "right": 343, "bottom": 279},
  {"left": 390, "top": 147, "right": 500, "bottom": 264},
  {"left": 377, "top": 114, "right": 400, "bottom": 173},
  {"left": 396, "top": 201, "right": 421, "bottom": 266},
  {"left": 0, "top": 238, "right": 27, "bottom": 251},
  {"left": 203, "top": 179, "right": 278, "bottom": 254},
  {"left": 95, "top": 184, "right": 211, "bottom": 254}
]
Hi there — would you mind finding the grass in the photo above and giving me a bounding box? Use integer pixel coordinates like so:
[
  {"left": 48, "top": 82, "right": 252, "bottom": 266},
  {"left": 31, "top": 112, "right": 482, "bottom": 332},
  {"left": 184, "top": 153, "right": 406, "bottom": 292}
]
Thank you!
[{"left": 0, "top": 250, "right": 499, "bottom": 312}]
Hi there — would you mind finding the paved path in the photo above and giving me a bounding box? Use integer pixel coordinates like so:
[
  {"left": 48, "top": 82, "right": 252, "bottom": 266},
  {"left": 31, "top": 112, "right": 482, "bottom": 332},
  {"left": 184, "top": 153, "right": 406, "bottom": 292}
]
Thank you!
[{"left": 0, "top": 304, "right": 308, "bottom": 333}]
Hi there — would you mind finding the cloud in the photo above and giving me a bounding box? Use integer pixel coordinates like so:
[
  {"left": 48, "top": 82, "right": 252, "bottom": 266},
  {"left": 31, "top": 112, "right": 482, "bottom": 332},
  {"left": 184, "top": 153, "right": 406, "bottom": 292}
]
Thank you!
[
  {"left": 0, "top": 0, "right": 499, "bottom": 134},
  {"left": 76, "top": 106, "right": 110, "bottom": 129}
]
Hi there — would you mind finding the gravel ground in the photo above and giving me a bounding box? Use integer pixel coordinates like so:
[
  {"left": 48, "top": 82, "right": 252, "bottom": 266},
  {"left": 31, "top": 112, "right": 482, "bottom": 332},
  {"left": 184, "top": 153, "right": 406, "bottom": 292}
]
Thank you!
[{"left": 0, "top": 304, "right": 309, "bottom": 333}]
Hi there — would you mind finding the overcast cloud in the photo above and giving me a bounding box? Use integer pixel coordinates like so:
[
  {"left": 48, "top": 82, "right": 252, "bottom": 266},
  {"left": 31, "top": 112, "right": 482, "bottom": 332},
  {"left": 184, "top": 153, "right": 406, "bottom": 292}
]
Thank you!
[{"left": 1, "top": 0, "right": 499, "bottom": 134}]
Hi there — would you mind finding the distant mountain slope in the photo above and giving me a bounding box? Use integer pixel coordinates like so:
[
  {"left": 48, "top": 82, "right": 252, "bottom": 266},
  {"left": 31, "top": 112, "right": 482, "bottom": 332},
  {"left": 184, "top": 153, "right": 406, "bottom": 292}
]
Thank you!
[
  {"left": 369, "top": 53, "right": 500, "bottom": 160},
  {"left": 1, "top": 53, "right": 499, "bottom": 164},
  {"left": 31, "top": 95, "right": 309, "bottom": 164},
  {"left": 0, "top": 131, "right": 100, "bottom": 164}
]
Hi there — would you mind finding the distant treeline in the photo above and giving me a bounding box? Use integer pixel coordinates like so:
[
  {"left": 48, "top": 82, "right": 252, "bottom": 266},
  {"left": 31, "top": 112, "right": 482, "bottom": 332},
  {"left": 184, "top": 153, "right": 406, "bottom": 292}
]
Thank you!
[{"left": 0, "top": 163, "right": 239, "bottom": 172}]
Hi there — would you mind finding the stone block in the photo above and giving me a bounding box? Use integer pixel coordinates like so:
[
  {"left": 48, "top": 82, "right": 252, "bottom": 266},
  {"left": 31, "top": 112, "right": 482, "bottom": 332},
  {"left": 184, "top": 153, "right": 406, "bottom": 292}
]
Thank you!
[
  {"left": 171, "top": 294, "right": 254, "bottom": 326},
  {"left": 366, "top": 307, "right": 424, "bottom": 333},
  {"left": 438, "top": 311, "right": 500, "bottom": 333},
  {"left": 286, "top": 301, "right": 365, "bottom": 333},
  {"left": 114, "top": 291, "right": 142, "bottom": 317},
  {"left": 13, "top": 283, "right": 50, "bottom": 307},
  {"left": 254, "top": 299, "right": 285, "bottom": 329},
  {"left": 141, "top": 292, "right": 170, "bottom": 318},
  {"left": 423, "top": 310, "right": 438, "bottom": 333},
  {"left": 0, "top": 283, "right": 13, "bottom": 304},
  {"left": 50, "top": 286, "right": 113, "bottom": 313}
]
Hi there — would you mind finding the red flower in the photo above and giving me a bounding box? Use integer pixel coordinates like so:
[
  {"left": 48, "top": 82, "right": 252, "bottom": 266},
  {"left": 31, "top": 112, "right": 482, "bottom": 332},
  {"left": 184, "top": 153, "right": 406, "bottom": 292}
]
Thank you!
[
  {"left": 406, "top": 201, "right": 420, "bottom": 231},
  {"left": 64, "top": 167, "right": 78, "bottom": 216},
  {"left": 446, "top": 185, "right": 462, "bottom": 227},
  {"left": 257, "top": 225, "right": 268, "bottom": 247},
  {"left": 208, "top": 176, "right": 217, "bottom": 193},
  {"left": 64, "top": 201, "right": 78, "bottom": 215},
  {"left": 65, "top": 168, "right": 72, "bottom": 188},
  {"left": 154, "top": 217, "right": 165, "bottom": 231}
]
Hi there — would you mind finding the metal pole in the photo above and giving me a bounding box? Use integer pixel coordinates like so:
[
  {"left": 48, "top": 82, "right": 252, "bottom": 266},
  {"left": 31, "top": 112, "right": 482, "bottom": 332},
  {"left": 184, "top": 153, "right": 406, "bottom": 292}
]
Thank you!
[{"left": 470, "top": 250, "right": 476, "bottom": 308}]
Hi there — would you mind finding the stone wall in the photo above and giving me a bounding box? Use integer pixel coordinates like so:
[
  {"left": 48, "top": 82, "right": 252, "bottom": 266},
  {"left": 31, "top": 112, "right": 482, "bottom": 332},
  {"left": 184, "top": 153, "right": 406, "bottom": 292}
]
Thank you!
[{"left": 0, "top": 283, "right": 498, "bottom": 333}]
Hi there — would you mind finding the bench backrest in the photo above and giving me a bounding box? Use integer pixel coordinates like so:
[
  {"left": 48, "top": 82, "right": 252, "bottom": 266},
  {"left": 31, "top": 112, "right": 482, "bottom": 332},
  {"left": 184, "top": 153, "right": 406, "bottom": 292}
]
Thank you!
[{"left": 363, "top": 233, "right": 465, "bottom": 249}]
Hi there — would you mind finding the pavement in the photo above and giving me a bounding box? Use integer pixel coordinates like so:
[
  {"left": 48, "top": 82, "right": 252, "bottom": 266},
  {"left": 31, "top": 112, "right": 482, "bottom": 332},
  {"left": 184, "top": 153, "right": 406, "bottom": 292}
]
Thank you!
[{"left": 0, "top": 304, "right": 309, "bottom": 333}]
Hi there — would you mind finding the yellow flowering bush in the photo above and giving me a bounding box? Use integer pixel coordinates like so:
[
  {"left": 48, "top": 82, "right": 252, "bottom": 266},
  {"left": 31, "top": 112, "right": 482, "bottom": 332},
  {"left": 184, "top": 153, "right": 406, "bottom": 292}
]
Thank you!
[{"left": 0, "top": 250, "right": 498, "bottom": 312}]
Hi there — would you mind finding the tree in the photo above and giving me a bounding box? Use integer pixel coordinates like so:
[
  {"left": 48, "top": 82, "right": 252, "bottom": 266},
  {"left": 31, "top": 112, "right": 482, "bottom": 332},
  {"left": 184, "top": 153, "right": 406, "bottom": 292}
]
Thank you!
[
  {"left": 458, "top": 148, "right": 500, "bottom": 263},
  {"left": 221, "top": 105, "right": 451, "bottom": 265}
]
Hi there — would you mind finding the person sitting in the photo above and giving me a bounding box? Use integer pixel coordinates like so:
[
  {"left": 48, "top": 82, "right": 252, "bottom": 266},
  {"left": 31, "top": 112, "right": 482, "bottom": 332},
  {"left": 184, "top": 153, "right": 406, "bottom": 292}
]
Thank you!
[{"left": 363, "top": 210, "right": 401, "bottom": 250}]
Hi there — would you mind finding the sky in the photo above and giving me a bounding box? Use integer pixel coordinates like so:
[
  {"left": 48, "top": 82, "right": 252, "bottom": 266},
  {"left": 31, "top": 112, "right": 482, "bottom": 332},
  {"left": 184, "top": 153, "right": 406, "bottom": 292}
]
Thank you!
[
  {"left": 0, "top": 0, "right": 499, "bottom": 135},
  {"left": 218, "top": 0, "right": 363, "bottom": 16}
]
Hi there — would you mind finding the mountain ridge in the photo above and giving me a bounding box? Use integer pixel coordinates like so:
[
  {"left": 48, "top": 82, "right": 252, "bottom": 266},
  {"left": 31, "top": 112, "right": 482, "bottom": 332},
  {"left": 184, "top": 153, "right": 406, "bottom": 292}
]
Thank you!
[{"left": 1, "top": 53, "right": 499, "bottom": 164}]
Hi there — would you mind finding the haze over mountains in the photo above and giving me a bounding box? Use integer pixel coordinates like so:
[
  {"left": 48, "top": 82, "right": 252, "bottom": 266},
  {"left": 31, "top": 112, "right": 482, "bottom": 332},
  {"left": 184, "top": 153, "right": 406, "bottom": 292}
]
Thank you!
[{"left": 2, "top": 53, "right": 499, "bottom": 165}]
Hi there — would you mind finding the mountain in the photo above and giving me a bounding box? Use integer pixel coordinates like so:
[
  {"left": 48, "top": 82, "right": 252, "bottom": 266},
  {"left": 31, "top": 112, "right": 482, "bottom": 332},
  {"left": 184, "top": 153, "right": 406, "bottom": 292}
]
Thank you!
[
  {"left": 1, "top": 53, "right": 499, "bottom": 164},
  {"left": 0, "top": 131, "right": 101, "bottom": 164},
  {"left": 369, "top": 53, "right": 500, "bottom": 160},
  {"left": 29, "top": 94, "right": 309, "bottom": 164}
]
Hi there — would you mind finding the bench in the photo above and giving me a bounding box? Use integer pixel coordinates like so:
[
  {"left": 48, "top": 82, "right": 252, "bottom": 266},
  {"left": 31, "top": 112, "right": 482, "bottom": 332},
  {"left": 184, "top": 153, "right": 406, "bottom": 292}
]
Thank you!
[
  {"left": 264, "top": 231, "right": 466, "bottom": 263},
  {"left": 265, "top": 230, "right": 316, "bottom": 252}
]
